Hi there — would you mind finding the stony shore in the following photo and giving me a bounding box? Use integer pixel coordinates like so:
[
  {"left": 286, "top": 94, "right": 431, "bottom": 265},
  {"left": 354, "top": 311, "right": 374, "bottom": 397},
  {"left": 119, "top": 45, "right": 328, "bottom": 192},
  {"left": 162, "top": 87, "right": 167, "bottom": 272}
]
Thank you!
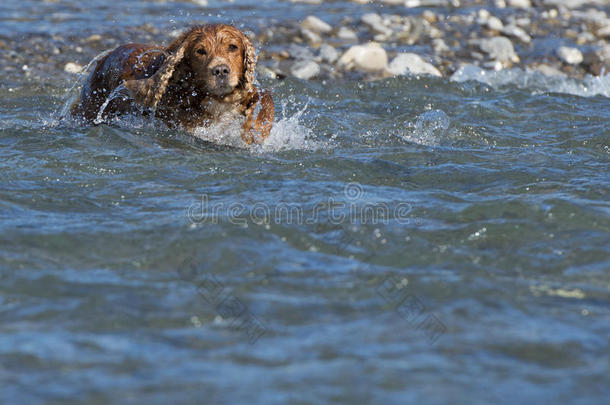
[{"left": 1, "top": 0, "right": 608, "bottom": 87}]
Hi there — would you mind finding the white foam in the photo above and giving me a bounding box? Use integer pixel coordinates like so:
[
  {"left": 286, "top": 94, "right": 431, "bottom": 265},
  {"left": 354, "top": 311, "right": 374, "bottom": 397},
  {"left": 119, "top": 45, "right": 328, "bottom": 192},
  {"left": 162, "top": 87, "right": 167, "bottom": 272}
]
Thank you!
[
  {"left": 192, "top": 113, "right": 247, "bottom": 148},
  {"left": 253, "top": 104, "right": 319, "bottom": 153},
  {"left": 193, "top": 103, "right": 319, "bottom": 152},
  {"left": 451, "top": 64, "right": 610, "bottom": 98}
]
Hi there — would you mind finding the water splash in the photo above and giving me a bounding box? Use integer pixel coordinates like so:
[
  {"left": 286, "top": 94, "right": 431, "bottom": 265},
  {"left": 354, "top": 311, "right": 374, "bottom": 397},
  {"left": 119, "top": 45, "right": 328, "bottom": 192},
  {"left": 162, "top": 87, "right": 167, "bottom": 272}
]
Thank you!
[
  {"left": 253, "top": 102, "right": 318, "bottom": 152},
  {"left": 192, "top": 101, "right": 318, "bottom": 152},
  {"left": 402, "top": 110, "right": 451, "bottom": 146},
  {"left": 93, "top": 83, "right": 130, "bottom": 125},
  {"left": 451, "top": 64, "right": 610, "bottom": 98},
  {"left": 192, "top": 113, "right": 248, "bottom": 148},
  {"left": 57, "top": 49, "right": 113, "bottom": 120}
]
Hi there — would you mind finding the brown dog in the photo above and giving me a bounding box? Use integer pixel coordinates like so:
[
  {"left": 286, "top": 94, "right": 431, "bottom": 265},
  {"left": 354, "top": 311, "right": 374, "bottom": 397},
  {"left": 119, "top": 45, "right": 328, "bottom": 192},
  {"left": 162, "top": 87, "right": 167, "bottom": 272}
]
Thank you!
[{"left": 71, "top": 24, "right": 274, "bottom": 144}]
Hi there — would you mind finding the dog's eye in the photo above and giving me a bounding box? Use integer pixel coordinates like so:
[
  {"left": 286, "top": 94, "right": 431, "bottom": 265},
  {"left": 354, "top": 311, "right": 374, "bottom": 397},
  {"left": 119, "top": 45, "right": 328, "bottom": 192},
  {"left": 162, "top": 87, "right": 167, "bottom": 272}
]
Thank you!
[
  {"left": 228, "top": 44, "right": 238, "bottom": 52},
  {"left": 196, "top": 49, "right": 207, "bottom": 55}
]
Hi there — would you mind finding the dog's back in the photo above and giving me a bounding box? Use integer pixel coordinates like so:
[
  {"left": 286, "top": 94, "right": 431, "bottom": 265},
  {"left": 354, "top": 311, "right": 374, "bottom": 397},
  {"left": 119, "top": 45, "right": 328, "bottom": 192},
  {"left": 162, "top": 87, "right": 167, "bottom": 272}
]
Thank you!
[{"left": 74, "top": 44, "right": 166, "bottom": 121}]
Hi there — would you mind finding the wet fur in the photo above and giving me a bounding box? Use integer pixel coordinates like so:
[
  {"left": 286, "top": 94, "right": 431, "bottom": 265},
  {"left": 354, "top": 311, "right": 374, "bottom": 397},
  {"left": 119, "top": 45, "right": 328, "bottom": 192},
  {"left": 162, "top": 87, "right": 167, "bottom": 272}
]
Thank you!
[{"left": 71, "top": 24, "right": 274, "bottom": 144}]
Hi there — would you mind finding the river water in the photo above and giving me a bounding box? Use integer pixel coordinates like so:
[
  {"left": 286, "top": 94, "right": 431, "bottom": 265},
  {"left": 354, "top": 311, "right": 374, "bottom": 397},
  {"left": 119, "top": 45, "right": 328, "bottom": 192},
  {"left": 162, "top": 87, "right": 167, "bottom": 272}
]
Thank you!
[{"left": 1, "top": 1, "right": 609, "bottom": 403}]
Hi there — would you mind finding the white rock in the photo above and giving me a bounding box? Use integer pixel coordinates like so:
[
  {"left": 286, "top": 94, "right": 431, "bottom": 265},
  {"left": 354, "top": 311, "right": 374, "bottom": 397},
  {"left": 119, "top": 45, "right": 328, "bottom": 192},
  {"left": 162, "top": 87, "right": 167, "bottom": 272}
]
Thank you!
[
  {"left": 405, "top": 0, "right": 453, "bottom": 7},
  {"left": 337, "top": 26, "right": 358, "bottom": 41},
  {"left": 596, "top": 24, "right": 610, "bottom": 38},
  {"left": 477, "top": 10, "right": 503, "bottom": 31},
  {"left": 64, "top": 62, "right": 82, "bottom": 74},
  {"left": 301, "top": 16, "right": 333, "bottom": 34},
  {"left": 476, "top": 37, "right": 519, "bottom": 64},
  {"left": 319, "top": 43, "right": 339, "bottom": 64},
  {"left": 300, "top": 28, "right": 322, "bottom": 44},
  {"left": 486, "top": 16, "right": 504, "bottom": 31},
  {"left": 337, "top": 43, "right": 388, "bottom": 72},
  {"left": 507, "top": 0, "right": 531, "bottom": 8},
  {"left": 361, "top": 13, "right": 393, "bottom": 37},
  {"left": 432, "top": 38, "right": 450, "bottom": 54},
  {"left": 386, "top": 53, "right": 442, "bottom": 77},
  {"left": 557, "top": 46, "right": 583, "bottom": 64},
  {"left": 257, "top": 66, "right": 280, "bottom": 80},
  {"left": 291, "top": 60, "right": 321, "bottom": 80},
  {"left": 478, "top": 9, "right": 490, "bottom": 20},
  {"left": 502, "top": 24, "right": 532, "bottom": 43}
]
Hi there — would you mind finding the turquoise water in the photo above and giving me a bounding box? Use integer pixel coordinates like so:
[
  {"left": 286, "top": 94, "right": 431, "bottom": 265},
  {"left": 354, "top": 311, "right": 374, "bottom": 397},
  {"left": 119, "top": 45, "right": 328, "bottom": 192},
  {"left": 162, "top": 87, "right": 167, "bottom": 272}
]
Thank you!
[{"left": 1, "top": 1, "right": 610, "bottom": 403}]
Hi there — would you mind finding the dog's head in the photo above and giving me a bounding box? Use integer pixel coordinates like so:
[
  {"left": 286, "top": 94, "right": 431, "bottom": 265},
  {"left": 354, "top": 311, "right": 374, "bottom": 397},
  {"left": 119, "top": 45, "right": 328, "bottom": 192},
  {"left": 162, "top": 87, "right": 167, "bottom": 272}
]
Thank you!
[
  {"left": 167, "top": 24, "right": 256, "bottom": 97},
  {"left": 124, "top": 24, "right": 257, "bottom": 109}
]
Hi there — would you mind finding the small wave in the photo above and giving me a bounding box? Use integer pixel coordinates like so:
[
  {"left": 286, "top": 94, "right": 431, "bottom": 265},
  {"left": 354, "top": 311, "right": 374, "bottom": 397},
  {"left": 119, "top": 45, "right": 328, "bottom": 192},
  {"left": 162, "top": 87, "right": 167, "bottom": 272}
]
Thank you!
[{"left": 451, "top": 64, "right": 610, "bottom": 98}]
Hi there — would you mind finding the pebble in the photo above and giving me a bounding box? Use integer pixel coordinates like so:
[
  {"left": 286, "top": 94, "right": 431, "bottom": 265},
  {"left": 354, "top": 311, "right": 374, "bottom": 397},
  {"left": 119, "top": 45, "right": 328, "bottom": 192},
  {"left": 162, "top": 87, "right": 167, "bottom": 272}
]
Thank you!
[
  {"left": 336, "top": 26, "right": 359, "bottom": 41},
  {"left": 287, "top": 44, "right": 315, "bottom": 60},
  {"left": 475, "top": 37, "right": 520, "bottom": 64},
  {"left": 257, "top": 65, "right": 281, "bottom": 79},
  {"left": 64, "top": 62, "right": 82, "bottom": 74},
  {"left": 432, "top": 38, "right": 450, "bottom": 54},
  {"left": 85, "top": 34, "right": 103, "bottom": 42},
  {"left": 301, "top": 16, "right": 333, "bottom": 34},
  {"left": 300, "top": 28, "right": 322, "bottom": 44},
  {"left": 596, "top": 24, "right": 610, "bottom": 39},
  {"left": 422, "top": 10, "right": 437, "bottom": 24},
  {"left": 291, "top": 60, "right": 321, "bottom": 80},
  {"left": 405, "top": 0, "right": 453, "bottom": 7},
  {"left": 386, "top": 53, "right": 442, "bottom": 77},
  {"left": 478, "top": 10, "right": 504, "bottom": 31},
  {"left": 557, "top": 46, "right": 583, "bottom": 64},
  {"left": 507, "top": 0, "right": 531, "bottom": 8},
  {"left": 319, "top": 43, "right": 339, "bottom": 64},
  {"left": 501, "top": 24, "right": 532, "bottom": 43},
  {"left": 337, "top": 43, "right": 388, "bottom": 72},
  {"left": 361, "top": 13, "right": 393, "bottom": 37}
]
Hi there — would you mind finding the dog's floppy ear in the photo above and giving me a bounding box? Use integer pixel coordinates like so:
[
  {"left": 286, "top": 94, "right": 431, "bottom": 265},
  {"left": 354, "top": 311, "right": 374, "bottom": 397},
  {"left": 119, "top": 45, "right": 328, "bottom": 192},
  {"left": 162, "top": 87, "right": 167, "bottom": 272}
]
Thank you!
[
  {"left": 241, "top": 32, "right": 256, "bottom": 93},
  {"left": 124, "top": 31, "right": 192, "bottom": 108}
]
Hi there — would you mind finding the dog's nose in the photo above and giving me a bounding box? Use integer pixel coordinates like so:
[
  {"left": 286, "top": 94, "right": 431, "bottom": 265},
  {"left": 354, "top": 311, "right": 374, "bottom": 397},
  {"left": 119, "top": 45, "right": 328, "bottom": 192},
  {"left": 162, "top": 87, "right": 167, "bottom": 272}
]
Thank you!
[{"left": 211, "top": 64, "right": 230, "bottom": 78}]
